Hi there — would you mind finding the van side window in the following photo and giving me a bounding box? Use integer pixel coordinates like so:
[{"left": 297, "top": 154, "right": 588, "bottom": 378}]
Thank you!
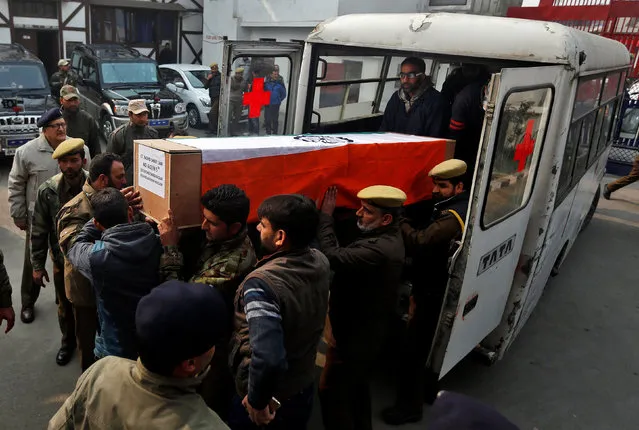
[
  {"left": 555, "top": 71, "right": 624, "bottom": 207},
  {"left": 482, "top": 87, "right": 553, "bottom": 227}
]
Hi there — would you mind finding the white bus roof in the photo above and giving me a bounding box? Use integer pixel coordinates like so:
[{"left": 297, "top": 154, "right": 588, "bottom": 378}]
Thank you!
[{"left": 307, "top": 13, "right": 630, "bottom": 73}]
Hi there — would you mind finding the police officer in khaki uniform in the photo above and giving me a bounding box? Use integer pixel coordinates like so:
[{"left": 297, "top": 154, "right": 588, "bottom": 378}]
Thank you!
[
  {"left": 60, "top": 85, "right": 102, "bottom": 158},
  {"left": 31, "top": 138, "right": 88, "bottom": 366},
  {"left": 8, "top": 108, "right": 91, "bottom": 324},
  {"left": 382, "top": 159, "right": 470, "bottom": 426},
  {"left": 107, "top": 99, "right": 159, "bottom": 185},
  {"left": 0, "top": 250, "right": 15, "bottom": 334},
  {"left": 317, "top": 185, "right": 406, "bottom": 430}
]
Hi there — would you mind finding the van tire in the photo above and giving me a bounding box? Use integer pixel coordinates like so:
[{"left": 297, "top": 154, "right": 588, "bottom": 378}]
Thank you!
[{"left": 581, "top": 187, "right": 600, "bottom": 233}]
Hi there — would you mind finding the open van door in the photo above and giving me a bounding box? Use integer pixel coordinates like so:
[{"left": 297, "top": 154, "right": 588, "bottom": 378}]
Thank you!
[
  {"left": 429, "top": 66, "right": 562, "bottom": 378},
  {"left": 218, "top": 41, "right": 303, "bottom": 137}
]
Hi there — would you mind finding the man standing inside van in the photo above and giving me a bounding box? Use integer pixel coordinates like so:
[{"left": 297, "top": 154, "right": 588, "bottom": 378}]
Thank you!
[
  {"left": 382, "top": 159, "right": 470, "bottom": 426},
  {"left": 380, "top": 57, "right": 446, "bottom": 138}
]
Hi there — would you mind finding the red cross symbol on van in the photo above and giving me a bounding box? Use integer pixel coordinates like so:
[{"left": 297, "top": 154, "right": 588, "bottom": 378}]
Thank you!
[
  {"left": 513, "top": 120, "right": 536, "bottom": 172},
  {"left": 242, "top": 77, "right": 270, "bottom": 119}
]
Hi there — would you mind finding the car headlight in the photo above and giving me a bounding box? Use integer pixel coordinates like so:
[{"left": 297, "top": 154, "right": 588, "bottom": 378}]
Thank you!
[
  {"left": 174, "top": 102, "right": 186, "bottom": 114},
  {"left": 112, "top": 101, "right": 129, "bottom": 116},
  {"left": 199, "top": 97, "right": 211, "bottom": 107}
]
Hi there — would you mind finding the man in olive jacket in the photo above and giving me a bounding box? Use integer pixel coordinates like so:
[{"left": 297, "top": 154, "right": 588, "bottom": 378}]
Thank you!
[
  {"left": 60, "top": 85, "right": 101, "bottom": 158},
  {"left": 317, "top": 185, "right": 406, "bottom": 430},
  {"left": 48, "top": 280, "right": 230, "bottom": 430},
  {"left": 31, "top": 138, "right": 88, "bottom": 366}
]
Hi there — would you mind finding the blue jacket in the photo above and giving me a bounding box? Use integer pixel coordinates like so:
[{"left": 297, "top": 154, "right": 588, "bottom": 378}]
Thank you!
[
  {"left": 68, "top": 221, "right": 162, "bottom": 360},
  {"left": 265, "top": 77, "right": 286, "bottom": 106}
]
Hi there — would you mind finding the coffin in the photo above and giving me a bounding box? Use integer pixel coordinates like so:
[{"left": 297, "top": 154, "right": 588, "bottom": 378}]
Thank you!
[{"left": 133, "top": 132, "right": 455, "bottom": 228}]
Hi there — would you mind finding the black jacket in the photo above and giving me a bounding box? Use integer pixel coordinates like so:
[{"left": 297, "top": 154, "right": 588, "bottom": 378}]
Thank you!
[
  {"left": 380, "top": 86, "right": 447, "bottom": 137},
  {"left": 317, "top": 213, "right": 405, "bottom": 361},
  {"left": 205, "top": 72, "right": 222, "bottom": 100},
  {"left": 63, "top": 109, "right": 102, "bottom": 158}
]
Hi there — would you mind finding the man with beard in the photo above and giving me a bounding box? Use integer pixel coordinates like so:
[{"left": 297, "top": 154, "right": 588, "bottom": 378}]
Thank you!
[
  {"left": 317, "top": 185, "right": 406, "bottom": 430},
  {"left": 381, "top": 159, "right": 469, "bottom": 426},
  {"left": 31, "top": 138, "right": 89, "bottom": 366},
  {"left": 60, "top": 85, "right": 101, "bottom": 158},
  {"left": 107, "top": 99, "right": 159, "bottom": 185},
  {"left": 57, "top": 153, "right": 142, "bottom": 371},
  {"left": 158, "top": 184, "right": 257, "bottom": 419},
  {"left": 229, "top": 194, "right": 330, "bottom": 429},
  {"left": 8, "top": 108, "right": 91, "bottom": 324},
  {"left": 380, "top": 57, "right": 446, "bottom": 138}
]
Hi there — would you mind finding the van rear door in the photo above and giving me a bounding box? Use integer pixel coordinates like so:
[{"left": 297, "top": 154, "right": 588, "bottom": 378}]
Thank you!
[
  {"left": 428, "top": 66, "right": 563, "bottom": 378},
  {"left": 218, "top": 41, "right": 303, "bottom": 137}
]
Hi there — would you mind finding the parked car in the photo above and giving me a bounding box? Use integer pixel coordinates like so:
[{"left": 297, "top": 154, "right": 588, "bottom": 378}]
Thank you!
[
  {"left": 0, "top": 43, "right": 57, "bottom": 157},
  {"left": 69, "top": 44, "right": 188, "bottom": 138},
  {"left": 159, "top": 64, "right": 211, "bottom": 128}
]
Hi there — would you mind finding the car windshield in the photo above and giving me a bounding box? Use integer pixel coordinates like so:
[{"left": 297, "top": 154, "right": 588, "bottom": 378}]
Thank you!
[
  {"left": 101, "top": 62, "right": 159, "bottom": 85},
  {"left": 0, "top": 64, "right": 47, "bottom": 90},
  {"left": 184, "top": 69, "right": 208, "bottom": 89}
]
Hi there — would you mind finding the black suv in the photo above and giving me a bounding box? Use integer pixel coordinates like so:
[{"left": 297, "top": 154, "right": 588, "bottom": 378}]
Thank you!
[
  {"left": 0, "top": 43, "right": 56, "bottom": 157},
  {"left": 70, "top": 44, "right": 188, "bottom": 138}
]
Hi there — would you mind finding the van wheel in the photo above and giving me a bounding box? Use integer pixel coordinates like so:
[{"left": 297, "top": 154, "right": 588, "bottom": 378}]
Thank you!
[
  {"left": 100, "top": 114, "right": 114, "bottom": 140},
  {"left": 187, "top": 104, "right": 201, "bottom": 128},
  {"left": 580, "top": 187, "right": 600, "bottom": 233}
]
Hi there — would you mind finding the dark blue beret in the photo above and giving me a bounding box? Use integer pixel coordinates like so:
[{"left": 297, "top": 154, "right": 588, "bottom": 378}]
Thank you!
[
  {"left": 135, "top": 280, "right": 228, "bottom": 363},
  {"left": 37, "top": 108, "right": 63, "bottom": 128},
  {"left": 428, "top": 391, "right": 520, "bottom": 430}
]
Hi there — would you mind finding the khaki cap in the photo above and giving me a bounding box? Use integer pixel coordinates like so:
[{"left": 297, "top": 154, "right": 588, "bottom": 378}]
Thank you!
[
  {"left": 429, "top": 159, "right": 467, "bottom": 179},
  {"left": 235, "top": 67, "right": 244, "bottom": 74},
  {"left": 60, "top": 85, "right": 80, "bottom": 100},
  {"left": 210, "top": 62, "right": 218, "bottom": 68},
  {"left": 128, "top": 99, "right": 149, "bottom": 114},
  {"left": 52, "top": 138, "right": 85, "bottom": 160},
  {"left": 357, "top": 185, "right": 407, "bottom": 208},
  {"left": 58, "top": 59, "right": 70, "bottom": 67}
]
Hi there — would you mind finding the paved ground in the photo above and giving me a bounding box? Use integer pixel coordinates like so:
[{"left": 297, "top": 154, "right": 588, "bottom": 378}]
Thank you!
[{"left": 1, "top": 140, "right": 638, "bottom": 429}]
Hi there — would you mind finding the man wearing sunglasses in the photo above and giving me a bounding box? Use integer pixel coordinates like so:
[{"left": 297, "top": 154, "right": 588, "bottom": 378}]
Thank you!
[
  {"left": 8, "top": 108, "right": 91, "bottom": 324},
  {"left": 380, "top": 57, "right": 446, "bottom": 138}
]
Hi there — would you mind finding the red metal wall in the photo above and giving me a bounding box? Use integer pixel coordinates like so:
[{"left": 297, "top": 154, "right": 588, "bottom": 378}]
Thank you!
[{"left": 507, "top": 0, "right": 639, "bottom": 77}]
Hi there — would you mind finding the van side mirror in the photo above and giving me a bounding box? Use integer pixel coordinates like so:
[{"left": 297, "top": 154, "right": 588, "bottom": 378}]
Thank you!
[{"left": 175, "top": 81, "right": 185, "bottom": 89}]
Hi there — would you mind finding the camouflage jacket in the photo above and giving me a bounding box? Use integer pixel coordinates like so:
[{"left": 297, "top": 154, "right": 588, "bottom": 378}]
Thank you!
[
  {"left": 159, "top": 229, "right": 257, "bottom": 305},
  {"left": 57, "top": 180, "right": 97, "bottom": 306},
  {"left": 31, "top": 170, "right": 88, "bottom": 271},
  {"left": 0, "top": 250, "right": 12, "bottom": 308}
]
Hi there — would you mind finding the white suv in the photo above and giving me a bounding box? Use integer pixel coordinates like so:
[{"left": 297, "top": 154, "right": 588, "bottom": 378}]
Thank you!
[{"left": 159, "top": 64, "right": 212, "bottom": 128}]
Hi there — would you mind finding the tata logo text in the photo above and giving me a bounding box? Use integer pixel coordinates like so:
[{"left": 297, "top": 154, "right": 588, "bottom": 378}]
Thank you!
[{"left": 477, "top": 234, "right": 516, "bottom": 276}]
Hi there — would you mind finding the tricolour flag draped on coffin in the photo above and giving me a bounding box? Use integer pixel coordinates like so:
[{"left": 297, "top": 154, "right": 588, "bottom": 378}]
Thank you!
[{"left": 157, "top": 132, "right": 454, "bottom": 223}]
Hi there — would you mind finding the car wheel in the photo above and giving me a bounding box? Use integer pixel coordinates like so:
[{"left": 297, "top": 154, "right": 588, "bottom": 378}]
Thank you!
[
  {"left": 187, "top": 104, "right": 202, "bottom": 128},
  {"left": 100, "top": 114, "right": 114, "bottom": 140}
]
